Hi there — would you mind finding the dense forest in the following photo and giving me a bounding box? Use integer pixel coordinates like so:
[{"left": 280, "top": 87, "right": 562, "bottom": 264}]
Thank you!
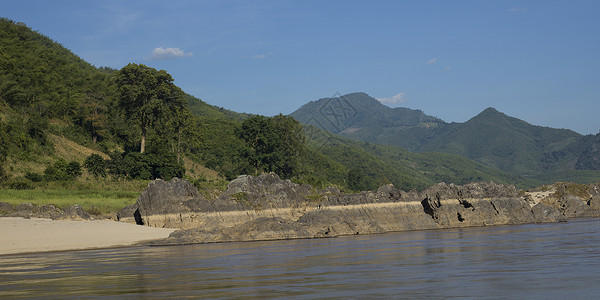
[{"left": 0, "top": 18, "right": 561, "bottom": 193}]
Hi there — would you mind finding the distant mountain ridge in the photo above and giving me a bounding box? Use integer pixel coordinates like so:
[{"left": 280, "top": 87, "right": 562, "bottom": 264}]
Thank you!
[
  {"left": 291, "top": 92, "right": 445, "bottom": 149},
  {"left": 291, "top": 92, "right": 600, "bottom": 181}
]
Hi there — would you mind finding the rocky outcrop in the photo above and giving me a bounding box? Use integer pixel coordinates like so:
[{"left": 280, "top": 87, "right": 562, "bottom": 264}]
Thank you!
[
  {"left": 419, "top": 182, "right": 537, "bottom": 228},
  {"left": 57, "top": 204, "right": 91, "bottom": 220},
  {"left": 535, "top": 182, "right": 600, "bottom": 218},
  {"left": 117, "top": 174, "right": 600, "bottom": 246},
  {"left": 0, "top": 202, "right": 92, "bottom": 220}
]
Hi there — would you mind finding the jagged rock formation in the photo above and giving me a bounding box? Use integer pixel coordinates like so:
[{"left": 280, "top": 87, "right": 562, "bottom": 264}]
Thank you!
[
  {"left": 118, "top": 174, "right": 600, "bottom": 246},
  {"left": 0, "top": 203, "right": 91, "bottom": 220}
]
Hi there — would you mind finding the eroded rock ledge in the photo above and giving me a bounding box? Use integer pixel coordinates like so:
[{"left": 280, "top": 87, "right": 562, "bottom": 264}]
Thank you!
[{"left": 115, "top": 174, "right": 600, "bottom": 245}]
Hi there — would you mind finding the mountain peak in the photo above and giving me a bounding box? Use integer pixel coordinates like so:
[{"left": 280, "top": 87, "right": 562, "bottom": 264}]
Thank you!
[
  {"left": 482, "top": 107, "right": 499, "bottom": 113},
  {"left": 290, "top": 92, "right": 444, "bottom": 138},
  {"left": 470, "top": 107, "right": 508, "bottom": 122}
]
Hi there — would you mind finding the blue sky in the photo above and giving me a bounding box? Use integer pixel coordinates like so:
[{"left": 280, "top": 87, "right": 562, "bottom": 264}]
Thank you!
[{"left": 2, "top": 0, "right": 599, "bottom": 134}]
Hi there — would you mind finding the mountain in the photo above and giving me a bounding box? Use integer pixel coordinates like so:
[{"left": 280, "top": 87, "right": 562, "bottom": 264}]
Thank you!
[
  {"left": 291, "top": 93, "right": 600, "bottom": 182},
  {"left": 417, "top": 107, "right": 581, "bottom": 174},
  {"left": 291, "top": 92, "right": 445, "bottom": 150}
]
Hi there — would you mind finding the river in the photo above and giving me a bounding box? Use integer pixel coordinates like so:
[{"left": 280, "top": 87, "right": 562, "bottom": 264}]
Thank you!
[{"left": 1, "top": 219, "right": 600, "bottom": 298}]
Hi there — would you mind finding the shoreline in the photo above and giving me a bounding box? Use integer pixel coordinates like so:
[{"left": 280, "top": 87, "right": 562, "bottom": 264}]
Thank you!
[{"left": 0, "top": 217, "right": 176, "bottom": 256}]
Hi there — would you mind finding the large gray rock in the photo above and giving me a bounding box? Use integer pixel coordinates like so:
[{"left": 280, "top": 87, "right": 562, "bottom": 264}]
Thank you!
[
  {"left": 2, "top": 202, "right": 94, "bottom": 220},
  {"left": 56, "top": 204, "right": 91, "bottom": 220},
  {"left": 531, "top": 203, "right": 565, "bottom": 223},
  {"left": 0, "top": 202, "right": 13, "bottom": 214},
  {"left": 559, "top": 195, "right": 594, "bottom": 218},
  {"left": 421, "top": 182, "right": 518, "bottom": 202},
  {"left": 218, "top": 173, "right": 312, "bottom": 209},
  {"left": 541, "top": 194, "right": 595, "bottom": 218},
  {"left": 589, "top": 195, "right": 600, "bottom": 211},
  {"left": 420, "top": 182, "right": 534, "bottom": 228},
  {"left": 9, "top": 203, "right": 64, "bottom": 219},
  {"left": 118, "top": 177, "right": 212, "bottom": 225},
  {"left": 116, "top": 203, "right": 138, "bottom": 222},
  {"left": 153, "top": 217, "right": 315, "bottom": 245},
  {"left": 137, "top": 177, "right": 200, "bottom": 216}
]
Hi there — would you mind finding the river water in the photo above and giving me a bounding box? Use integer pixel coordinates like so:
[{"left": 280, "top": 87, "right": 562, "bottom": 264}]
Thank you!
[{"left": 1, "top": 219, "right": 600, "bottom": 299}]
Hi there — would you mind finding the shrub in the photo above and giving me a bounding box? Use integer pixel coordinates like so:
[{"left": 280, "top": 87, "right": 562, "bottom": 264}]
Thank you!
[
  {"left": 44, "top": 159, "right": 82, "bottom": 181},
  {"left": 66, "top": 161, "right": 82, "bottom": 178},
  {"left": 24, "top": 172, "right": 44, "bottom": 182},
  {"left": 107, "top": 151, "right": 184, "bottom": 180},
  {"left": 84, "top": 154, "right": 106, "bottom": 178},
  {"left": 7, "top": 178, "right": 33, "bottom": 190}
]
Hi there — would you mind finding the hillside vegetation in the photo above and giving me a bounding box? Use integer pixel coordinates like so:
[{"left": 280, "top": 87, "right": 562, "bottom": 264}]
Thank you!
[{"left": 0, "top": 18, "right": 576, "bottom": 203}]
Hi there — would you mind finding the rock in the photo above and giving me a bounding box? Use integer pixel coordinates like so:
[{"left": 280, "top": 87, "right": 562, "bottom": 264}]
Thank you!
[
  {"left": 116, "top": 203, "right": 138, "bottom": 223},
  {"left": 531, "top": 203, "right": 564, "bottom": 223},
  {"left": 9, "top": 203, "right": 64, "bottom": 219},
  {"left": 223, "top": 217, "right": 313, "bottom": 241},
  {"left": 0, "top": 202, "right": 14, "bottom": 214},
  {"left": 7, "top": 203, "right": 33, "bottom": 218},
  {"left": 152, "top": 217, "right": 314, "bottom": 245},
  {"left": 57, "top": 204, "right": 91, "bottom": 220},
  {"left": 560, "top": 195, "right": 593, "bottom": 218},
  {"left": 421, "top": 193, "right": 535, "bottom": 228},
  {"left": 542, "top": 194, "right": 594, "bottom": 218},
  {"left": 422, "top": 182, "right": 460, "bottom": 201},
  {"left": 460, "top": 182, "right": 518, "bottom": 199},
  {"left": 37, "top": 204, "right": 65, "bottom": 219},
  {"left": 218, "top": 173, "right": 312, "bottom": 209},
  {"left": 376, "top": 184, "right": 402, "bottom": 202},
  {"left": 137, "top": 178, "right": 200, "bottom": 216},
  {"left": 126, "top": 178, "right": 210, "bottom": 226},
  {"left": 589, "top": 195, "right": 600, "bottom": 212},
  {"left": 297, "top": 209, "right": 386, "bottom": 236}
]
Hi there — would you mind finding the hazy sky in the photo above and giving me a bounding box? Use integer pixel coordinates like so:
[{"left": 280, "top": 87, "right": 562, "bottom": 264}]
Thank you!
[{"left": 2, "top": 0, "right": 599, "bottom": 134}]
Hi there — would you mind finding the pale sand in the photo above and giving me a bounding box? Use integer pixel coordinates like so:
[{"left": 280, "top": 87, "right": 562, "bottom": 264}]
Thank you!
[{"left": 0, "top": 217, "right": 176, "bottom": 255}]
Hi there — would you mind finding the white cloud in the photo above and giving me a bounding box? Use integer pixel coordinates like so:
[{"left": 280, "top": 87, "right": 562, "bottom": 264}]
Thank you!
[
  {"left": 376, "top": 92, "right": 407, "bottom": 105},
  {"left": 427, "top": 57, "right": 438, "bottom": 65},
  {"left": 444, "top": 65, "right": 452, "bottom": 71},
  {"left": 509, "top": 7, "right": 527, "bottom": 14},
  {"left": 252, "top": 52, "right": 273, "bottom": 59},
  {"left": 151, "top": 47, "right": 193, "bottom": 60}
]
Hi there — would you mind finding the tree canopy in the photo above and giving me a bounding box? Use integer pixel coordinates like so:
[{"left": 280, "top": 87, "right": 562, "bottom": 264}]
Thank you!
[
  {"left": 237, "top": 114, "right": 306, "bottom": 179},
  {"left": 116, "top": 63, "right": 187, "bottom": 153}
]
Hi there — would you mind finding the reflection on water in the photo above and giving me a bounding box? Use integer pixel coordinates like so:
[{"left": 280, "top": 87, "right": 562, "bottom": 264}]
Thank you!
[{"left": 2, "top": 219, "right": 600, "bottom": 298}]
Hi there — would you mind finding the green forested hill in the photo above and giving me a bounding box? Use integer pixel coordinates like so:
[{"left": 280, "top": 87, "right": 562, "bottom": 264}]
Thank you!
[
  {"left": 302, "top": 125, "right": 535, "bottom": 190},
  {"left": 186, "top": 93, "right": 250, "bottom": 121},
  {"left": 0, "top": 18, "right": 566, "bottom": 192},
  {"left": 290, "top": 92, "right": 445, "bottom": 150},
  {"left": 291, "top": 92, "right": 600, "bottom": 183},
  {"left": 417, "top": 108, "right": 581, "bottom": 173}
]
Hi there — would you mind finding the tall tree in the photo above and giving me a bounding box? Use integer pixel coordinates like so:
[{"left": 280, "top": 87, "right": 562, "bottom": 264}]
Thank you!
[
  {"left": 237, "top": 114, "right": 306, "bottom": 178},
  {"left": 116, "top": 63, "right": 185, "bottom": 153},
  {"left": 81, "top": 92, "right": 108, "bottom": 144}
]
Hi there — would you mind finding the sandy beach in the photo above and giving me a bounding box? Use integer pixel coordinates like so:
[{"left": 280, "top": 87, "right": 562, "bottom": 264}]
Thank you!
[{"left": 0, "top": 217, "right": 176, "bottom": 255}]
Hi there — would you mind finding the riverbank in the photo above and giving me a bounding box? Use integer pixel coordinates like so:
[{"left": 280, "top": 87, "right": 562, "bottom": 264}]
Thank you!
[
  {"left": 0, "top": 217, "right": 175, "bottom": 255},
  {"left": 4, "top": 174, "right": 599, "bottom": 253}
]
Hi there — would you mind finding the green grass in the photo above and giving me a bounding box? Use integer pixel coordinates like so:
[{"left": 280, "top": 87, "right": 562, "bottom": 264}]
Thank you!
[{"left": 0, "top": 189, "right": 139, "bottom": 215}]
